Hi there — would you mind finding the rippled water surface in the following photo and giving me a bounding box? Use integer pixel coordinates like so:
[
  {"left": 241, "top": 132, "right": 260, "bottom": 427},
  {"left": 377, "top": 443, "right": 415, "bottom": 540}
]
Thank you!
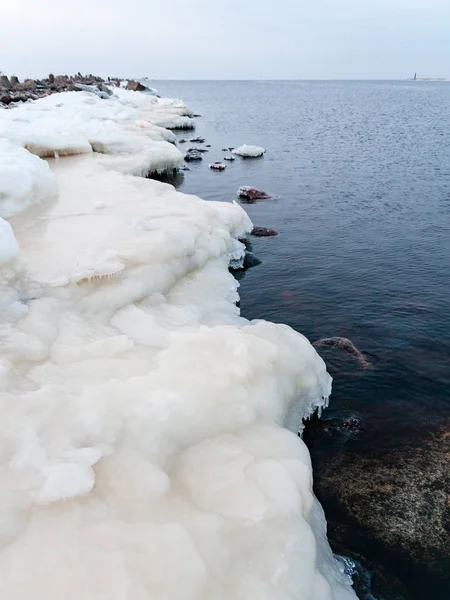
[{"left": 155, "top": 80, "right": 450, "bottom": 598}]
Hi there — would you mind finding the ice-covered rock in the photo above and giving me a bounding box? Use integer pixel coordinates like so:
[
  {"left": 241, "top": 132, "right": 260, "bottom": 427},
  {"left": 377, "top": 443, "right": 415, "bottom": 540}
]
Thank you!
[
  {"left": 184, "top": 149, "right": 203, "bottom": 162},
  {"left": 251, "top": 226, "right": 278, "bottom": 237},
  {"left": 233, "top": 144, "right": 265, "bottom": 157},
  {"left": 238, "top": 185, "right": 272, "bottom": 201},
  {"left": 209, "top": 162, "right": 226, "bottom": 171}
]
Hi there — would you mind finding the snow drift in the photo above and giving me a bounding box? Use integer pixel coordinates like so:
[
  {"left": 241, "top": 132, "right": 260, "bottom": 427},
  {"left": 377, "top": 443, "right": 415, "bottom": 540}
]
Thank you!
[{"left": 0, "top": 88, "right": 356, "bottom": 599}]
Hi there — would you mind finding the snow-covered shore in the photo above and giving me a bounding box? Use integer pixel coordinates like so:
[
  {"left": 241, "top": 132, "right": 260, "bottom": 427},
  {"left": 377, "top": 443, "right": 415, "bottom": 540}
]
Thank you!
[{"left": 0, "top": 88, "right": 356, "bottom": 599}]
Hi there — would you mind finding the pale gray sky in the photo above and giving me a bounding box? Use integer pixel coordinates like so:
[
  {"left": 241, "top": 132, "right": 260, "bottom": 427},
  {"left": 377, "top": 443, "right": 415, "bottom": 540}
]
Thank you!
[{"left": 1, "top": 0, "right": 449, "bottom": 80}]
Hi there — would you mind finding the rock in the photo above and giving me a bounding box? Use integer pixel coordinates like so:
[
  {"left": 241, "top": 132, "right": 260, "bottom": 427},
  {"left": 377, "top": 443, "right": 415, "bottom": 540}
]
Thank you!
[
  {"left": 184, "top": 150, "right": 203, "bottom": 162},
  {"left": 126, "top": 80, "right": 146, "bottom": 92},
  {"left": 22, "top": 79, "right": 37, "bottom": 89},
  {"left": 237, "top": 186, "right": 272, "bottom": 201},
  {"left": 187, "top": 146, "right": 208, "bottom": 153},
  {"left": 178, "top": 139, "right": 187, "bottom": 144},
  {"left": 313, "top": 337, "right": 372, "bottom": 370},
  {"left": 233, "top": 144, "right": 265, "bottom": 158},
  {"left": 10, "top": 75, "right": 19, "bottom": 88},
  {"left": 310, "top": 420, "right": 450, "bottom": 598},
  {"left": 192, "top": 114, "right": 202, "bottom": 117},
  {"left": 222, "top": 148, "right": 229, "bottom": 152},
  {"left": 228, "top": 147, "right": 234, "bottom": 151},
  {"left": 181, "top": 166, "right": 190, "bottom": 171},
  {"left": 0, "top": 75, "right": 11, "bottom": 89},
  {"left": 189, "top": 136, "right": 205, "bottom": 143},
  {"left": 223, "top": 156, "right": 235, "bottom": 161},
  {"left": 205, "top": 144, "right": 211, "bottom": 147},
  {"left": 209, "top": 162, "right": 226, "bottom": 171},
  {"left": 251, "top": 227, "right": 278, "bottom": 237},
  {"left": 0, "top": 94, "right": 11, "bottom": 105},
  {"left": 48, "top": 73, "right": 55, "bottom": 84}
]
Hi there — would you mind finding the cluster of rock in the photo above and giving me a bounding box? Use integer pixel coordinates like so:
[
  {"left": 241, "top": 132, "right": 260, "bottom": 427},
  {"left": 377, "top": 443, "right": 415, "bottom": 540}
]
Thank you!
[{"left": 0, "top": 72, "right": 121, "bottom": 107}]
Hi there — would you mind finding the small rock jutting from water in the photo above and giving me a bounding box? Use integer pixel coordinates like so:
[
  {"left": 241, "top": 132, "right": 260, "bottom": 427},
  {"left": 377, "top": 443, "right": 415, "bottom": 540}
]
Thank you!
[
  {"left": 205, "top": 144, "right": 211, "bottom": 148},
  {"left": 189, "top": 136, "right": 205, "bottom": 143},
  {"left": 237, "top": 186, "right": 272, "bottom": 201},
  {"left": 222, "top": 148, "right": 229, "bottom": 151},
  {"left": 313, "top": 337, "right": 372, "bottom": 370},
  {"left": 184, "top": 150, "right": 203, "bottom": 162},
  {"left": 209, "top": 162, "right": 226, "bottom": 171},
  {"left": 251, "top": 227, "right": 278, "bottom": 237},
  {"left": 178, "top": 139, "right": 187, "bottom": 144},
  {"left": 187, "top": 147, "right": 208, "bottom": 153},
  {"left": 224, "top": 156, "right": 235, "bottom": 161}
]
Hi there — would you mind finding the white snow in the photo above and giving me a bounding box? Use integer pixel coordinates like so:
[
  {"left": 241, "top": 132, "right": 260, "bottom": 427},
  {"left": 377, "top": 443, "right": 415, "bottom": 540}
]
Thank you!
[
  {"left": 233, "top": 144, "right": 266, "bottom": 157},
  {"left": 0, "top": 88, "right": 356, "bottom": 600}
]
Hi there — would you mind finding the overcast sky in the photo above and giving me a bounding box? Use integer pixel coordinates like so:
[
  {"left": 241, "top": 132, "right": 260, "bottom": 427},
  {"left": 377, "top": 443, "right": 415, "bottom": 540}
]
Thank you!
[{"left": 1, "top": 0, "right": 449, "bottom": 80}]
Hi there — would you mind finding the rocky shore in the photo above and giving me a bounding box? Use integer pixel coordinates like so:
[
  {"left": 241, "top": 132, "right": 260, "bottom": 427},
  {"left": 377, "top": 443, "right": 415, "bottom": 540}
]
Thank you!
[{"left": 0, "top": 73, "right": 149, "bottom": 107}]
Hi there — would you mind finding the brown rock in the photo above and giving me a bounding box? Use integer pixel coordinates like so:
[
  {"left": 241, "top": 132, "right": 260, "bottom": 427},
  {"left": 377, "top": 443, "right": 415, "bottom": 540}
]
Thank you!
[
  {"left": 126, "top": 80, "right": 146, "bottom": 92},
  {"left": 251, "top": 226, "right": 278, "bottom": 237},
  {"left": 10, "top": 75, "right": 19, "bottom": 87}
]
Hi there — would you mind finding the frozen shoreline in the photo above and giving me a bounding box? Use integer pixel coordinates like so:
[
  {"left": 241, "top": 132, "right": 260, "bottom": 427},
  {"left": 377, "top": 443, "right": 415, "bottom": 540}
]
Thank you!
[{"left": 0, "top": 87, "right": 356, "bottom": 599}]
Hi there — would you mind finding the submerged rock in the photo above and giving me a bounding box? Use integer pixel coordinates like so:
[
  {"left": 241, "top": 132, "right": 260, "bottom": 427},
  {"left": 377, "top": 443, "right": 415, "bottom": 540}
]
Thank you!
[
  {"left": 187, "top": 146, "right": 208, "bottom": 153},
  {"left": 237, "top": 186, "right": 272, "bottom": 201},
  {"left": 178, "top": 139, "right": 187, "bottom": 144},
  {"left": 251, "top": 227, "right": 278, "bottom": 237},
  {"left": 310, "top": 420, "right": 450, "bottom": 599},
  {"left": 313, "top": 337, "right": 372, "bottom": 370},
  {"left": 189, "top": 136, "right": 205, "bottom": 143}
]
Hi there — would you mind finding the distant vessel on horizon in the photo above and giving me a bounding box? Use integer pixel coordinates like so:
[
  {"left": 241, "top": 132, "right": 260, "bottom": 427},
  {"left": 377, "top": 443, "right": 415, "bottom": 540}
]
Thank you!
[{"left": 408, "top": 72, "right": 447, "bottom": 81}]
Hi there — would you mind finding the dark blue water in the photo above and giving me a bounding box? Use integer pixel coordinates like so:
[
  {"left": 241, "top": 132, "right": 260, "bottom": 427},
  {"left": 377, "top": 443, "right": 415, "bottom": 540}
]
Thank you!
[{"left": 154, "top": 81, "right": 450, "bottom": 598}]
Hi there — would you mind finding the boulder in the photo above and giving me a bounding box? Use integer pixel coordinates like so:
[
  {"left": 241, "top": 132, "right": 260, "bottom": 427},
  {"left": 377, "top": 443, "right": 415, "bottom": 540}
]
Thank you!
[
  {"left": 10, "top": 75, "right": 19, "bottom": 88},
  {"left": 0, "top": 75, "right": 11, "bottom": 89},
  {"left": 251, "top": 227, "right": 278, "bottom": 237},
  {"left": 189, "top": 136, "right": 205, "bottom": 143},
  {"left": 0, "top": 94, "right": 12, "bottom": 105},
  {"left": 187, "top": 146, "right": 208, "bottom": 153},
  {"left": 237, "top": 186, "right": 272, "bottom": 201},
  {"left": 224, "top": 156, "right": 235, "bottom": 161},
  {"left": 184, "top": 150, "right": 203, "bottom": 162},
  {"left": 126, "top": 80, "right": 146, "bottom": 92},
  {"left": 209, "top": 162, "right": 226, "bottom": 171}
]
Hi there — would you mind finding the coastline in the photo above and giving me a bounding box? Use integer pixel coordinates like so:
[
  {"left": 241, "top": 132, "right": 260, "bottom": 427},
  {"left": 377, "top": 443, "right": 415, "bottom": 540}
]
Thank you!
[{"left": 0, "top": 85, "right": 356, "bottom": 598}]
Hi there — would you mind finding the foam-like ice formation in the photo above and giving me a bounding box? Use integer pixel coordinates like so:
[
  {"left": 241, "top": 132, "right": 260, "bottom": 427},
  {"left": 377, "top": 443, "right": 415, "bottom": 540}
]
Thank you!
[
  {"left": 233, "top": 144, "right": 266, "bottom": 157},
  {"left": 0, "top": 140, "right": 57, "bottom": 217},
  {"left": 0, "top": 89, "right": 356, "bottom": 599}
]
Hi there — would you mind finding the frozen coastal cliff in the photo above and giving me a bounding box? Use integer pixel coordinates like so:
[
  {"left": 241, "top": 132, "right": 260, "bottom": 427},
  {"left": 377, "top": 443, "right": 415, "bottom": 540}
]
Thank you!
[{"left": 0, "top": 86, "right": 356, "bottom": 599}]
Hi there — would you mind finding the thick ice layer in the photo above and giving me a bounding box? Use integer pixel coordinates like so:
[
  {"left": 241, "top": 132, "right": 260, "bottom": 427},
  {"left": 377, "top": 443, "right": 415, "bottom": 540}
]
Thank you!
[
  {"left": 233, "top": 144, "right": 266, "bottom": 157},
  {"left": 0, "top": 89, "right": 356, "bottom": 599}
]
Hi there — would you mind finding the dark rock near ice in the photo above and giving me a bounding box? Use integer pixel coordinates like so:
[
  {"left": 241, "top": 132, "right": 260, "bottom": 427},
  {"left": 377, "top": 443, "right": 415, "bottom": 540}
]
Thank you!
[
  {"left": 184, "top": 149, "right": 203, "bottom": 162},
  {"left": 0, "top": 94, "right": 12, "bottom": 105},
  {"left": 209, "top": 162, "right": 226, "bottom": 171},
  {"left": 222, "top": 148, "right": 229, "bottom": 152},
  {"left": 10, "top": 75, "right": 19, "bottom": 88},
  {"left": 205, "top": 144, "right": 211, "bottom": 147},
  {"left": 181, "top": 166, "right": 190, "bottom": 171},
  {"left": 187, "top": 146, "right": 208, "bottom": 153},
  {"left": 228, "top": 147, "right": 234, "bottom": 151},
  {"left": 0, "top": 75, "right": 11, "bottom": 89},
  {"left": 313, "top": 337, "right": 372, "bottom": 370},
  {"left": 126, "top": 80, "right": 146, "bottom": 92},
  {"left": 48, "top": 73, "right": 55, "bottom": 84},
  {"left": 189, "top": 136, "right": 205, "bottom": 143},
  {"left": 192, "top": 114, "right": 202, "bottom": 117},
  {"left": 237, "top": 186, "right": 272, "bottom": 201},
  {"left": 251, "top": 227, "right": 278, "bottom": 237},
  {"left": 224, "top": 155, "right": 235, "bottom": 161},
  {"left": 178, "top": 139, "right": 187, "bottom": 144}
]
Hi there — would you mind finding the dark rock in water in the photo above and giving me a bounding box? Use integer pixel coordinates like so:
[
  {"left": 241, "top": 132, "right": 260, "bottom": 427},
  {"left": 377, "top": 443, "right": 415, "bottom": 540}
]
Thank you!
[
  {"left": 222, "top": 148, "right": 229, "bottom": 152},
  {"left": 181, "top": 166, "right": 190, "bottom": 171},
  {"left": 205, "top": 144, "right": 211, "bottom": 148},
  {"left": 187, "top": 146, "right": 208, "bottom": 153},
  {"left": 178, "top": 139, "right": 187, "bottom": 144},
  {"left": 237, "top": 186, "right": 272, "bottom": 201},
  {"left": 251, "top": 226, "right": 278, "bottom": 237},
  {"left": 310, "top": 420, "right": 450, "bottom": 600},
  {"left": 313, "top": 337, "right": 372, "bottom": 370},
  {"left": 190, "top": 136, "right": 205, "bottom": 143},
  {"left": 192, "top": 114, "right": 202, "bottom": 117},
  {"left": 184, "top": 149, "right": 203, "bottom": 162},
  {"left": 228, "top": 147, "right": 234, "bottom": 151},
  {"left": 209, "top": 162, "right": 226, "bottom": 171},
  {"left": 224, "top": 155, "right": 235, "bottom": 161}
]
